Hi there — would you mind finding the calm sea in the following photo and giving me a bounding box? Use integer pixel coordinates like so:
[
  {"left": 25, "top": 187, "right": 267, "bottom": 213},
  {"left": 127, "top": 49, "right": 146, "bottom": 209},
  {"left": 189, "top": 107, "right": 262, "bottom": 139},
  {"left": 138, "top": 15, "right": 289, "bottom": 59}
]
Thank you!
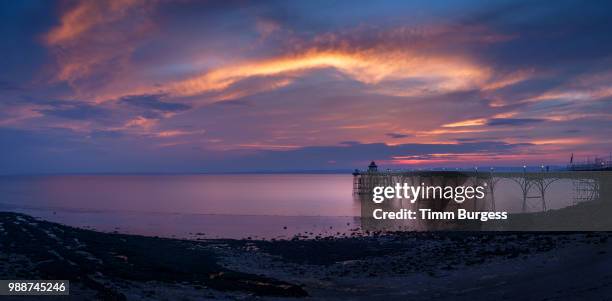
[{"left": 0, "top": 174, "right": 576, "bottom": 239}]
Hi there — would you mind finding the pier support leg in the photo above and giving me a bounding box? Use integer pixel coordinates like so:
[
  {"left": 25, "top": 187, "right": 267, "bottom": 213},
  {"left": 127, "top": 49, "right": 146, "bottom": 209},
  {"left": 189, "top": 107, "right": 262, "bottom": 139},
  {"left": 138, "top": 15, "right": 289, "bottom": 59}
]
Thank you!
[
  {"left": 489, "top": 181, "right": 496, "bottom": 211},
  {"left": 521, "top": 180, "right": 530, "bottom": 213}
]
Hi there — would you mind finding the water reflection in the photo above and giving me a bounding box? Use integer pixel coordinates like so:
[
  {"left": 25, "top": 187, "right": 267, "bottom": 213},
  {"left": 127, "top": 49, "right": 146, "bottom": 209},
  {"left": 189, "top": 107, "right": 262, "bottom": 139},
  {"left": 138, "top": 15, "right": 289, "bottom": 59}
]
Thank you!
[
  {"left": 1, "top": 173, "right": 610, "bottom": 238},
  {"left": 0, "top": 174, "right": 360, "bottom": 239}
]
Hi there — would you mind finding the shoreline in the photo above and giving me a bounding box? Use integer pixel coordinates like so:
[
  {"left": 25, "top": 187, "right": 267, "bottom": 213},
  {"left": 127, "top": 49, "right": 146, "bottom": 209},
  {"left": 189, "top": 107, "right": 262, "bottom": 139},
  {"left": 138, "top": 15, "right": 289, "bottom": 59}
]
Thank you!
[
  {"left": 0, "top": 206, "right": 362, "bottom": 240},
  {"left": 1, "top": 211, "right": 612, "bottom": 300},
  {"left": 0, "top": 212, "right": 307, "bottom": 300}
]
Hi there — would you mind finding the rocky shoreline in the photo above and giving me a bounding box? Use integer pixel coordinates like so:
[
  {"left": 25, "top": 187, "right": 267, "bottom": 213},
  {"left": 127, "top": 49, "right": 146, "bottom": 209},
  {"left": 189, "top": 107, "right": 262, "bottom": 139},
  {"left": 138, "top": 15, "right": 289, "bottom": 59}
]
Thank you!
[
  {"left": 0, "top": 212, "right": 306, "bottom": 300},
  {"left": 1, "top": 212, "right": 612, "bottom": 300}
]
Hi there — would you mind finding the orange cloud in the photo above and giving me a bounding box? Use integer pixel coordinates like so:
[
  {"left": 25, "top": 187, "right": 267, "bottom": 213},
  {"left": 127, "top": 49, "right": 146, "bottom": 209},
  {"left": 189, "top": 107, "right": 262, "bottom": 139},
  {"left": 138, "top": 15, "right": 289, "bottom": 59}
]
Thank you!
[
  {"left": 441, "top": 112, "right": 517, "bottom": 128},
  {"left": 530, "top": 138, "right": 589, "bottom": 145},
  {"left": 237, "top": 143, "right": 301, "bottom": 150},
  {"left": 441, "top": 118, "right": 488, "bottom": 128},
  {"left": 44, "top": 0, "right": 155, "bottom": 85},
  {"left": 388, "top": 152, "right": 541, "bottom": 166},
  {"left": 491, "top": 87, "right": 612, "bottom": 107},
  {"left": 156, "top": 130, "right": 188, "bottom": 138},
  {"left": 0, "top": 105, "right": 43, "bottom": 127},
  {"left": 46, "top": 0, "right": 145, "bottom": 45},
  {"left": 125, "top": 116, "right": 157, "bottom": 129},
  {"left": 481, "top": 69, "right": 534, "bottom": 91},
  {"left": 164, "top": 49, "right": 490, "bottom": 98},
  {"left": 155, "top": 129, "right": 206, "bottom": 138},
  {"left": 417, "top": 128, "right": 490, "bottom": 136},
  {"left": 215, "top": 78, "right": 295, "bottom": 101},
  {"left": 45, "top": 2, "right": 100, "bottom": 45},
  {"left": 44, "top": 12, "right": 500, "bottom": 105}
]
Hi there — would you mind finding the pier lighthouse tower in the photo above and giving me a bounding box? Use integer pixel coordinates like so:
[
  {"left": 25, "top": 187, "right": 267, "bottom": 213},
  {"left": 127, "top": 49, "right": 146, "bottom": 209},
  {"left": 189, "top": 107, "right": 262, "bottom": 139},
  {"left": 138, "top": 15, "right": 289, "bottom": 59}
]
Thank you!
[
  {"left": 368, "top": 161, "right": 378, "bottom": 172},
  {"left": 353, "top": 161, "right": 380, "bottom": 194}
]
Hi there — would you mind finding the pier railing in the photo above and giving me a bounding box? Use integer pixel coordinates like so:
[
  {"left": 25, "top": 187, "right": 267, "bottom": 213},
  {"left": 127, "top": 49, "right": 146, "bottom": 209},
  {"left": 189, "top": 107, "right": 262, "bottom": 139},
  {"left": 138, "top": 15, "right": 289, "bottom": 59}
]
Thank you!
[{"left": 353, "top": 170, "right": 612, "bottom": 212}]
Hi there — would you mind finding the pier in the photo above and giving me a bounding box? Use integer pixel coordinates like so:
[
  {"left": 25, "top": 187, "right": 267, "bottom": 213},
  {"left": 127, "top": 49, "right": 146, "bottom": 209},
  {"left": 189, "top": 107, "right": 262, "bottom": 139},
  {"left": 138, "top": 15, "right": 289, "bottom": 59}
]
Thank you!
[{"left": 353, "top": 161, "right": 612, "bottom": 212}]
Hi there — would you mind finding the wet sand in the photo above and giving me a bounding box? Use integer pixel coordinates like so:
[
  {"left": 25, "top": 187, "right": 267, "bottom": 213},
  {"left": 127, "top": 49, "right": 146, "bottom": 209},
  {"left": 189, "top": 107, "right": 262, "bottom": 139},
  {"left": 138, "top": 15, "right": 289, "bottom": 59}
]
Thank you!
[{"left": 1, "top": 212, "right": 611, "bottom": 300}]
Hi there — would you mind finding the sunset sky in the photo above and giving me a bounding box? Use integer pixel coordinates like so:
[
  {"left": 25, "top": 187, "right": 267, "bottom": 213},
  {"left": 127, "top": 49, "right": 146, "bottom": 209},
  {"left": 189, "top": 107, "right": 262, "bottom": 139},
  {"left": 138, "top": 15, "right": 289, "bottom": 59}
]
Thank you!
[{"left": 1, "top": 0, "right": 612, "bottom": 173}]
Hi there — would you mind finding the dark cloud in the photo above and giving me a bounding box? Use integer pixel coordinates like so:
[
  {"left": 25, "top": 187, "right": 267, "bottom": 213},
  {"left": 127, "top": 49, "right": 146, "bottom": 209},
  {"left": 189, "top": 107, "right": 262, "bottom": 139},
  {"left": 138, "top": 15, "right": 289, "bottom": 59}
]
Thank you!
[
  {"left": 487, "top": 118, "right": 546, "bottom": 126},
  {"left": 462, "top": 0, "right": 612, "bottom": 72},
  {"left": 90, "top": 130, "right": 124, "bottom": 139},
  {"left": 39, "top": 103, "right": 109, "bottom": 120},
  {"left": 209, "top": 99, "right": 252, "bottom": 107},
  {"left": 223, "top": 141, "right": 532, "bottom": 171},
  {"left": 120, "top": 94, "right": 191, "bottom": 112},
  {"left": 0, "top": 130, "right": 532, "bottom": 174},
  {"left": 456, "top": 138, "right": 480, "bottom": 142},
  {"left": 386, "top": 133, "right": 411, "bottom": 139}
]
